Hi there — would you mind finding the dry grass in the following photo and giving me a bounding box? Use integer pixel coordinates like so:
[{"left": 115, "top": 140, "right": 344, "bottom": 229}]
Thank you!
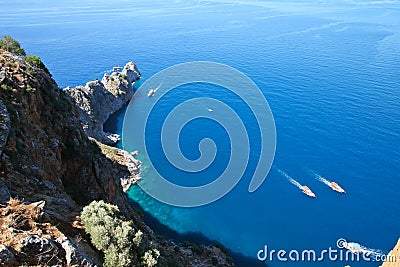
[
  {"left": 0, "top": 198, "right": 62, "bottom": 250},
  {"left": 90, "top": 137, "right": 127, "bottom": 165}
]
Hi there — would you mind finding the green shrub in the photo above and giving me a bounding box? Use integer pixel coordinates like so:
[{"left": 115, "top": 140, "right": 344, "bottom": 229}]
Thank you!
[
  {"left": 1, "top": 84, "right": 13, "bottom": 92},
  {"left": 142, "top": 249, "right": 160, "bottom": 267},
  {"left": 0, "top": 35, "right": 26, "bottom": 56},
  {"left": 23, "top": 55, "right": 50, "bottom": 75},
  {"left": 81, "top": 200, "right": 158, "bottom": 267},
  {"left": 26, "top": 84, "right": 36, "bottom": 93}
]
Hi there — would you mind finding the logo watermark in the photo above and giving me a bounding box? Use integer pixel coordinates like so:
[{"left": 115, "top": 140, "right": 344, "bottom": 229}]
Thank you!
[
  {"left": 257, "top": 238, "right": 397, "bottom": 263},
  {"left": 122, "top": 61, "right": 276, "bottom": 207}
]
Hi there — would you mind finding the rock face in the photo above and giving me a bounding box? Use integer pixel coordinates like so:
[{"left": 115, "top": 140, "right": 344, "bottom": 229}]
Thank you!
[
  {"left": 381, "top": 238, "right": 400, "bottom": 267},
  {"left": 56, "top": 237, "right": 99, "bottom": 267},
  {"left": 0, "top": 50, "right": 132, "bottom": 211},
  {"left": 19, "top": 235, "right": 61, "bottom": 265},
  {"left": 0, "top": 49, "right": 235, "bottom": 267},
  {"left": 0, "top": 99, "right": 10, "bottom": 156},
  {"left": 0, "top": 198, "right": 100, "bottom": 266},
  {"left": 0, "top": 245, "right": 15, "bottom": 266},
  {"left": 64, "top": 62, "right": 140, "bottom": 145},
  {"left": 94, "top": 139, "right": 141, "bottom": 192}
]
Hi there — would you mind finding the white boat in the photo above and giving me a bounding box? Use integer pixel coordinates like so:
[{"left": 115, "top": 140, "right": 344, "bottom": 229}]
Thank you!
[
  {"left": 301, "top": 185, "right": 316, "bottom": 198},
  {"left": 329, "top": 181, "right": 346, "bottom": 193},
  {"left": 344, "top": 242, "right": 362, "bottom": 254},
  {"left": 147, "top": 88, "right": 155, "bottom": 97}
]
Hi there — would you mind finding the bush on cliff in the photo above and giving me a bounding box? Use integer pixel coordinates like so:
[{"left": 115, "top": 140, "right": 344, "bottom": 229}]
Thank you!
[
  {"left": 0, "top": 35, "right": 26, "bottom": 56},
  {"left": 81, "top": 200, "right": 159, "bottom": 267},
  {"left": 23, "top": 54, "right": 51, "bottom": 75}
]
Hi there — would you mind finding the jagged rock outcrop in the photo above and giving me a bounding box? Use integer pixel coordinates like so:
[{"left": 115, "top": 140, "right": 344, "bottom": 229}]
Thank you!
[
  {"left": 0, "top": 50, "right": 132, "bottom": 211},
  {"left": 381, "top": 238, "right": 400, "bottom": 267},
  {"left": 94, "top": 138, "right": 141, "bottom": 192},
  {"left": 0, "top": 49, "right": 235, "bottom": 267},
  {"left": 56, "top": 236, "right": 99, "bottom": 267},
  {"left": 19, "top": 235, "right": 61, "bottom": 265},
  {"left": 64, "top": 62, "right": 140, "bottom": 145}
]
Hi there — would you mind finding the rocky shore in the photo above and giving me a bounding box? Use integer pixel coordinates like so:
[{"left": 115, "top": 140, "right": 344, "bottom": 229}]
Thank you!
[
  {"left": 64, "top": 61, "right": 144, "bottom": 191},
  {"left": 0, "top": 49, "right": 235, "bottom": 266},
  {"left": 64, "top": 62, "right": 141, "bottom": 145}
]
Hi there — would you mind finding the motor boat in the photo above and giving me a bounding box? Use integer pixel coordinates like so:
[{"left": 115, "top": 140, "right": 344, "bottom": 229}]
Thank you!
[
  {"left": 147, "top": 88, "right": 156, "bottom": 97},
  {"left": 344, "top": 242, "right": 362, "bottom": 254},
  {"left": 329, "top": 182, "right": 346, "bottom": 193},
  {"left": 301, "top": 185, "right": 316, "bottom": 198}
]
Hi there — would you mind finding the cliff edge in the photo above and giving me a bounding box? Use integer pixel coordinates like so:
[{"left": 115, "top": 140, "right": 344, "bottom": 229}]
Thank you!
[
  {"left": 0, "top": 49, "right": 234, "bottom": 266},
  {"left": 64, "top": 62, "right": 140, "bottom": 145}
]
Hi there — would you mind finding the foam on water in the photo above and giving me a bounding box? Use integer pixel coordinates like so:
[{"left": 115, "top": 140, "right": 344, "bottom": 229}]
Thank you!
[
  {"left": 346, "top": 241, "right": 388, "bottom": 260},
  {"left": 277, "top": 169, "right": 303, "bottom": 189},
  {"left": 308, "top": 169, "right": 331, "bottom": 186}
]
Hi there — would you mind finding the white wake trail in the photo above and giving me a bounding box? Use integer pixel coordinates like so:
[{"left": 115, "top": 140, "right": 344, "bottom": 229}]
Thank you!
[
  {"left": 277, "top": 169, "right": 302, "bottom": 189},
  {"left": 360, "top": 245, "right": 387, "bottom": 260},
  {"left": 316, "top": 175, "right": 330, "bottom": 186},
  {"left": 308, "top": 169, "right": 330, "bottom": 186}
]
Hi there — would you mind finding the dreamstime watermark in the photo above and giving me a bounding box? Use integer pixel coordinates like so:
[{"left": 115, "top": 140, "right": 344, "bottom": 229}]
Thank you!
[
  {"left": 122, "top": 61, "right": 276, "bottom": 207},
  {"left": 257, "top": 238, "right": 397, "bottom": 263}
]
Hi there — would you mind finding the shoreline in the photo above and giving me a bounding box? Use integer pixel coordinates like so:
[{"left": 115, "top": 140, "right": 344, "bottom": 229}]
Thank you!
[
  {"left": 64, "top": 62, "right": 141, "bottom": 145},
  {"left": 89, "top": 62, "right": 264, "bottom": 267},
  {"left": 104, "top": 103, "right": 266, "bottom": 267}
]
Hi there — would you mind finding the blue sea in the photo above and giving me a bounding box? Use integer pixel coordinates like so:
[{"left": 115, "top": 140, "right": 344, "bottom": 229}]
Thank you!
[{"left": 1, "top": 0, "right": 399, "bottom": 266}]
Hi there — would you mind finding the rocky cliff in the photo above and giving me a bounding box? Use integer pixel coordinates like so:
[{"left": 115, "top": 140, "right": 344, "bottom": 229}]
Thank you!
[
  {"left": 0, "top": 49, "right": 234, "bottom": 266},
  {"left": 64, "top": 62, "right": 140, "bottom": 145},
  {"left": 381, "top": 238, "right": 400, "bottom": 267}
]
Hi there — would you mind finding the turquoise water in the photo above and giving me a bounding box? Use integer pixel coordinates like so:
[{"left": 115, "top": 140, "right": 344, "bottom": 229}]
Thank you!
[{"left": 2, "top": 1, "right": 399, "bottom": 266}]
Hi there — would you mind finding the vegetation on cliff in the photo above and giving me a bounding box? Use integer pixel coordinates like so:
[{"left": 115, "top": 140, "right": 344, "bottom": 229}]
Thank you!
[
  {"left": 23, "top": 54, "right": 50, "bottom": 75},
  {"left": 0, "top": 37, "right": 235, "bottom": 266},
  {"left": 0, "top": 36, "right": 26, "bottom": 56},
  {"left": 81, "top": 200, "right": 159, "bottom": 267}
]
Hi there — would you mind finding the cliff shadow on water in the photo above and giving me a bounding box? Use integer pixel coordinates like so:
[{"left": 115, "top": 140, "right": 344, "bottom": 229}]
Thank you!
[
  {"left": 127, "top": 199, "right": 269, "bottom": 267},
  {"left": 105, "top": 88, "right": 268, "bottom": 267},
  {"left": 103, "top": 79, "right": 142, "bottom": 149}
]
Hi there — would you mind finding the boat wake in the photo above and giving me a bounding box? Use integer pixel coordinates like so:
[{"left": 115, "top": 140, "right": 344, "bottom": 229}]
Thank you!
[
  {"left": 360, "top": 245, "right": 387, "bottom": 260},
  {"left": 317, "top": 175, "right": 331, "bottom": 186},
  {"left": 345, "top": 241, "right": 387, "bottom": 260},
  {"left": 307, "top": 169, "right": 330, "bottom": 184},
  {"left": 154, "top": 82, "right": 163, "bottom": 92},
  {"left": 308, "top": 169, "right": 346, "bottom": 193},
  {"left": 277, "top": 169, "right": 302, "bottom": 189}
]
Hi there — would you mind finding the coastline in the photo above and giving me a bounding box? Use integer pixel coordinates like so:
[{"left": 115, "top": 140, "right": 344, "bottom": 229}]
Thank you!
[
  {"left": 64, "top": 62, "right": 141, "bottom": 145},
  {"left": 0, "top": 50, "right": 235, "bottom": 266},
  {"left": 65, "top": 60, "right": 248, "bottom": 265},
  {"left": 103, "top": 103, "right": 266, "bottom": 267}
]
